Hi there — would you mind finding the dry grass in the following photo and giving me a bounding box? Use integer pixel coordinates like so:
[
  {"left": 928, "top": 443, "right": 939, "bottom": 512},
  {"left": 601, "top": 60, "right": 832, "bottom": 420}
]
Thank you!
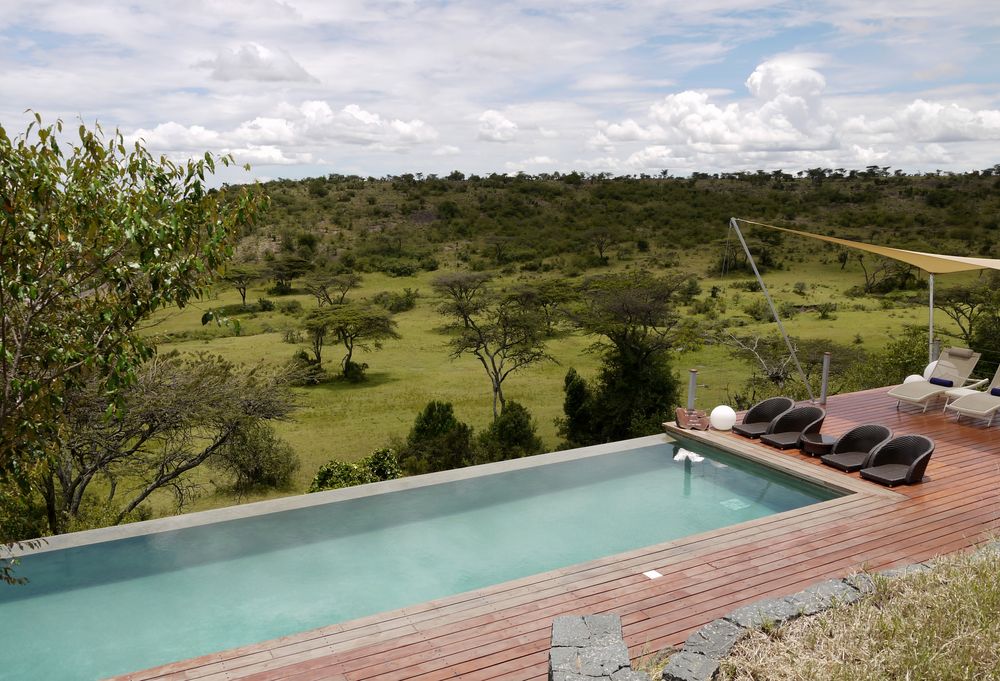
[{"left": 719, "top": 548, "right": 1000, "bottom": 681}]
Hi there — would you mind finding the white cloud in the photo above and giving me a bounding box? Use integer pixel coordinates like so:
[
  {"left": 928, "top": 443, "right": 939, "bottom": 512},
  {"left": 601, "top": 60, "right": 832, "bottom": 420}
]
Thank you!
[
  {"left": 477, "top": 110, "right": 518, "bottom": 142},
  {"left": 5, "top": 1, "right": 1000, "bottom": 177},
  {"left": 200, "top": 43, "right": 317, "bottom": 82},
  {"left": 126, "top": 101, "right": 438, "bottom": 164}
]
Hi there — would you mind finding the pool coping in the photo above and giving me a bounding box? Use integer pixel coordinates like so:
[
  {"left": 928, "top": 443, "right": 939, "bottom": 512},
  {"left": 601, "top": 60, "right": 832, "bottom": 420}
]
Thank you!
[
  {"left": 15, "top": 427, "right": 899, "bottom": 558},
  {"left": 12, "top": 433, "right": 674, "bottom": 556}
]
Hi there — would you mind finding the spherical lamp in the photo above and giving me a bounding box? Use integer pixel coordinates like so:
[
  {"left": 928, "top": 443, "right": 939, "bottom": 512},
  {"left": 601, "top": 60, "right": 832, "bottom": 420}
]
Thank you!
[
  {"left": 922, "top": 361, "right": 938, "bottom": 380},
  {"left": 903, "top": 374, "right": 925, "bottom": 384},
  {"left": 710, "top": 405, "right": 737, "bottom": 431}
]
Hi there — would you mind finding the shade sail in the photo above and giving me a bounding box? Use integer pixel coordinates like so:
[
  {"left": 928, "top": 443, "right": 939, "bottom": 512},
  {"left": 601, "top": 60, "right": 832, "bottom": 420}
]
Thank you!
[{"left": 736, "top": 219, "right": 1000, "bottom": 275}]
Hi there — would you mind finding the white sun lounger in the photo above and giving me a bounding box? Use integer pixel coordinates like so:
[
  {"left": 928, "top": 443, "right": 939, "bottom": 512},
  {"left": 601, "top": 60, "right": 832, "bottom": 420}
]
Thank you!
[
  {"left": 886, "top": 347, "right": 982, "bottom": 412},
  {"left": 946, "top": 365, "right": 1000, "bottom": 426}
]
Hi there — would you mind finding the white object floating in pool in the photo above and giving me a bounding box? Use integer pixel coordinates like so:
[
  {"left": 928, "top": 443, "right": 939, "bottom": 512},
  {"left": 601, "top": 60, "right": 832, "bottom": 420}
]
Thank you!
[
  {"left": 720, "top": 498, "right": 751, "bottom": 511},
  {"left": 673, "top": 448, "right": 705, "bottom": 463},
  {"left": 710, "top": 405, "right": 737, "bottom": 431},
  {"left": 643, "top": 570, "right": 663, "bottom": 580}
]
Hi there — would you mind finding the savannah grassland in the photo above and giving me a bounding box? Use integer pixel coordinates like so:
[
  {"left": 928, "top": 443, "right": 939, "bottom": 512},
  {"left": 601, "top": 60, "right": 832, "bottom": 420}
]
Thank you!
[{"left": 141, "top": 170, "right": 999, "bottom": 515}]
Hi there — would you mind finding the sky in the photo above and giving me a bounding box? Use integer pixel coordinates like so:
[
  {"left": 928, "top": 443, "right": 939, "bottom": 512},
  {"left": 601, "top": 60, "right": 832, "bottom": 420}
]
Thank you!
[{"left": 2, "top": 0, "right": 1000, "bottom": 183}]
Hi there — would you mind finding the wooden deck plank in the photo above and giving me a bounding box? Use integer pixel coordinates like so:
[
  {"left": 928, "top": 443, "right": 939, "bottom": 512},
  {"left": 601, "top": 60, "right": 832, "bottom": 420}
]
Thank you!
[{"left": 113, "top": 386, "right": 1000, "bottom": 681}]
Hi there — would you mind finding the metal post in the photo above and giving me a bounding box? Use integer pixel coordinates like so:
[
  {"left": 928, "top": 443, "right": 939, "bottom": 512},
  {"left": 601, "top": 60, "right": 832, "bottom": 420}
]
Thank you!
[
  {"left": 729, "top": 218, "right": 815, "bottom": 402},
  {"left": 932, "top": 338, "right": 941, "bottom": 361},
  {"left": 928, "top": 272, "right": 935, "bottom": 363},
  {"left": 820, "top": 352, "right": 831, "bottom": 405},
  {"left": 686, "top": 369, "right": 698, "bottom": 412}
]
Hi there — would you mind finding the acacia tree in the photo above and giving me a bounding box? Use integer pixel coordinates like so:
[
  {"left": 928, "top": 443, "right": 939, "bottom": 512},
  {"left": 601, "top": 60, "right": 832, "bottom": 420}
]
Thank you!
[
  {"left": 560, "top": 272, "right": 695, "bottom": 444},
  {"left": 40, "top": 354, "right": 294, "bottom": 533},
  {"left": 0, "top": 118, "right": 263, "bottom": 550},
  {"left": 434, "top": 272, "right": 552, "bottom": 419},
  {"left": 302, "top": 304, "right": 399, "bottom": 377},
  {"left": 221, "top": 265, "right": 260, "bottom": 308},
  {"left": 935, "top": 280, "right": 1000, "bottom": 346},
  {"left": 303, "top": 272, "right": 362, "bottom": 306}
]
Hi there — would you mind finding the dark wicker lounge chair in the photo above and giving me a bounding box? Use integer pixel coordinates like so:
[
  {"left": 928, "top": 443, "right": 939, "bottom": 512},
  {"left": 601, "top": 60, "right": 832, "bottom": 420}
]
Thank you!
[
  {"left": 759, "top": 405, "right": 826, "bottom": 450},
  {"left": 859, "top": 435, "right": 935, "bottom": 487},
  {"left": 732, "top": 396, "right": 795, "bottom": 439},
  {"left": 820, "top": 424, "right": 893, "bottom": 472}
]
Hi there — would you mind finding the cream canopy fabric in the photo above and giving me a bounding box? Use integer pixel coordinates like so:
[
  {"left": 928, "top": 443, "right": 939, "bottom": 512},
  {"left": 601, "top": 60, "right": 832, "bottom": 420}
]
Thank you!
[{"left": 736, "top": 219, "right": 1000, "bottom": 274}]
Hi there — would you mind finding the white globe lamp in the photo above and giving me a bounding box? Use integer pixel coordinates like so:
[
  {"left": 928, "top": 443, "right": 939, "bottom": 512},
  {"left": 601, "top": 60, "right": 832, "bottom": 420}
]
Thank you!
[
  {"left": 710, "top": 405, "right": 737, "bottom": 431},
  {"left": 904, "top": 374, "right": 924, "bottom": 384},
  {"left": 922, "top": 361, "right": 938, "bottom": 380}
]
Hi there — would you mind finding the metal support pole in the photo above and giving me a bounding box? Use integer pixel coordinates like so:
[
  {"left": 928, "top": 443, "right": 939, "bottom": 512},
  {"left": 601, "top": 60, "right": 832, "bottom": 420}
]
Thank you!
[
  {"left": 820, "top": 352, "right": 831, "bottom": 405},
  {"left": 932, "top": 338, "right": 941, "bottom": 361},
  {"left": 729, "top": 218, "right": 815, "bottom": 402},
  {"left": 686, "top": 369, "right": 698, "bottom": 412},
  {"left": 928, "top": 273, "right": 935, "bottom": 364}
]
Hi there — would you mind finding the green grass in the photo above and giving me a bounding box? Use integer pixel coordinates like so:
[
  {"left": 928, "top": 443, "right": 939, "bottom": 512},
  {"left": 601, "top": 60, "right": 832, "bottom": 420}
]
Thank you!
[
  {"left": 718, "top": 548, "right": 1000, "bottom": 680},
  {"left": 141, "top": 256, "right": 963, "bottom": 516}
]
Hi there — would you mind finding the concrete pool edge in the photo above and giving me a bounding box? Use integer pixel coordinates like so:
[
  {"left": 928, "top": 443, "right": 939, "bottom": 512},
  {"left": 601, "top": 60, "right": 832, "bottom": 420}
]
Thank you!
[{"left": 12, "top": 433, "right": 673, "bottom": 556}]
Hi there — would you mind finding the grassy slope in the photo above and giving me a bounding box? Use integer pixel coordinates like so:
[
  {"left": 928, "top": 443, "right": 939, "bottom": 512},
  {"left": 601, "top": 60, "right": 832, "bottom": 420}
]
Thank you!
[{"left": 142, "top": 249, "right": 959, "bottom": 515}]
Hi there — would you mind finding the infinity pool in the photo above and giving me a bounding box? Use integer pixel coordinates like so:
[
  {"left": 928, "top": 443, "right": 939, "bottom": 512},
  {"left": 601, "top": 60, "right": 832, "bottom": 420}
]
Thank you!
[{"left": 0, "top": 436, "right": 841, "bottom": 680}]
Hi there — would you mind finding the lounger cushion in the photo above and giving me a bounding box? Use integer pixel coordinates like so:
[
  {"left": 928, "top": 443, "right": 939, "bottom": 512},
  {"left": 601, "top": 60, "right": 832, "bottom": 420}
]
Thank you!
[
  {"left": 860, "top": 463, "right": 911, "bottom": 486},
  {"left": 991, "top": 387, "right": 1000, "bottom": 397},
  {"left": 820, "top": 451, "right": 870, "bottom": 473},
  {"left": 949, "top": 347, "right": 974, "bottom": 359},
  {"left": 929, "top": 377, "right": 953, "bottom": 387},
  {"left": 759, "top": 432, "right": 802, "bottom": 449},
  {"left": 732, "top": 422, "right": 770, "bottom": 438}
]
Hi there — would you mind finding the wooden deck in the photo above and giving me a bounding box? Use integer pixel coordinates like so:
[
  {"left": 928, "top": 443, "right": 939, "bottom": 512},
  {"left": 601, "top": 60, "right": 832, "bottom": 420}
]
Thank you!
[{"left": 114, "top": 387, "right": 1000, "bottom": 681}]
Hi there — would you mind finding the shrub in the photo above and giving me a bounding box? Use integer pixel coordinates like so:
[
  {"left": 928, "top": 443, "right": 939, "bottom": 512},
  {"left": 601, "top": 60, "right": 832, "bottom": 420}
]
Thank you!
[
  {"left": 474, "top": 401, "right": 545, "bottom": 464},
  {"left": 373, "top": 288, "right": 419, "bottom": 313},
  {"left": 278, "top": 300, "right": 302, "bottom": 314},
  {"left": 257, "top": 297, "right": 275, "bottom": 311},
  {"left": 212, "top": 423, "right": 300, "bottom": 493},
  {"left": 282, "top": 329, "right": 303, "bottom": 344},
  {"left": 397, "top": 401, "right": 475, "bottom": 475},
  {"left": 288, "top": 350, "right": 325, "bottom": 385},
  {"left": 342, "top": 360, "right": 369, "bottom": 383},
  {"left": 309, "top": 447, "right": 401, "bottom": 492}
]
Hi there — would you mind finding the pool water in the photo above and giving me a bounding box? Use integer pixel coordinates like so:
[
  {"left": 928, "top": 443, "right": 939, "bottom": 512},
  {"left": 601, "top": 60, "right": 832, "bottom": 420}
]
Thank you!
[{"left": 0, "top": 440, "right": 840, "bottom": 680}]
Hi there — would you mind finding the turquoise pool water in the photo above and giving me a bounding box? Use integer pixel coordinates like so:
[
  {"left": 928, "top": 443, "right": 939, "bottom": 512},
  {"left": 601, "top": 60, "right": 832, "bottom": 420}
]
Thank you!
[{"left": 0, "top": 439, "right": 840, "bottom": 680}]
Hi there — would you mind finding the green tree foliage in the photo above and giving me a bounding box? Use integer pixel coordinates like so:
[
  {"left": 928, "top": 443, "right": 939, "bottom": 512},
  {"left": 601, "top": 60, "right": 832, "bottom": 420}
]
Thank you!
[
  {"left": 303, "top": 272, "right": 362, "bottom": 307},
  {"left": 434, "top": 272, "right": 552, "bottom": 418},
  {"left": 302, "top": 303, "right": 399, "bottom": 378},
  {"left": 560, "top": 272, "right": 693, "bottom": 445},
  {"left": 34, "top": 353, "right": 294, "bottom": 535},
  {"left": 211, "top": 422, "right": 300, "bottom": 494},
  {"left": 474, "top": 400, "right": 545, "bottom": 464},
  {"left": 221, "top": 264, "right": 261, "bottom": 308},
  {"left": 397, "top": 401, "right": 475, "bottom": 475},
  {"left": 267, "top": 253, "right": 313, "bottom": 294},
  {"left": 309, "top": 448, "right": 401, "bottom": 492},
  {"left": 839, "top": 326, "right": 929, "bottom": 393},
  {"left": 0, "top": 117, "right": 264, "bottom": 574},
  {"left": 935, "top": 277, "right": 1000, "bottom": 347}
]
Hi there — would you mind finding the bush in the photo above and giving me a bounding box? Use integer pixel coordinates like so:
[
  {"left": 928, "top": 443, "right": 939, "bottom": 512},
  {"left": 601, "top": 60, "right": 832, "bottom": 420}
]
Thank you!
[
  {"left": 342, "top": 360, "right": 369, "bottom": 383},
  {"left": 397, "top": 401, "right": 475, "bottom": 475},
  {"left": 288, "top": 350, "right": 325, "bottom": 385},
  {"left": 257, "top": 297, "right": 275, "bottom": 311},
  {"left": 282, "top": 329, "right": 303, "bottom": 344},
  {"left": 373, "top": 288, "right": 419, "bottom": 313},
  {"left": 278, "top": 300, "right": 302, "bottom": 315},
  {"left": 474, "top": 401, "right": 545, "bottom": 464},
  {"left": 309, "top": 447, "right": 401, "bottom": 492},
  {"left": 212, "top": 423, "right": 300, "bottom": 493}
]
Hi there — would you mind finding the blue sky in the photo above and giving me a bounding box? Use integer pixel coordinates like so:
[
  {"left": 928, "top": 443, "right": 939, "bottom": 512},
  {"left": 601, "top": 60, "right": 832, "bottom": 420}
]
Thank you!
[{"left": 2, "top": 0, "right": 999, "bottom": 182}]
